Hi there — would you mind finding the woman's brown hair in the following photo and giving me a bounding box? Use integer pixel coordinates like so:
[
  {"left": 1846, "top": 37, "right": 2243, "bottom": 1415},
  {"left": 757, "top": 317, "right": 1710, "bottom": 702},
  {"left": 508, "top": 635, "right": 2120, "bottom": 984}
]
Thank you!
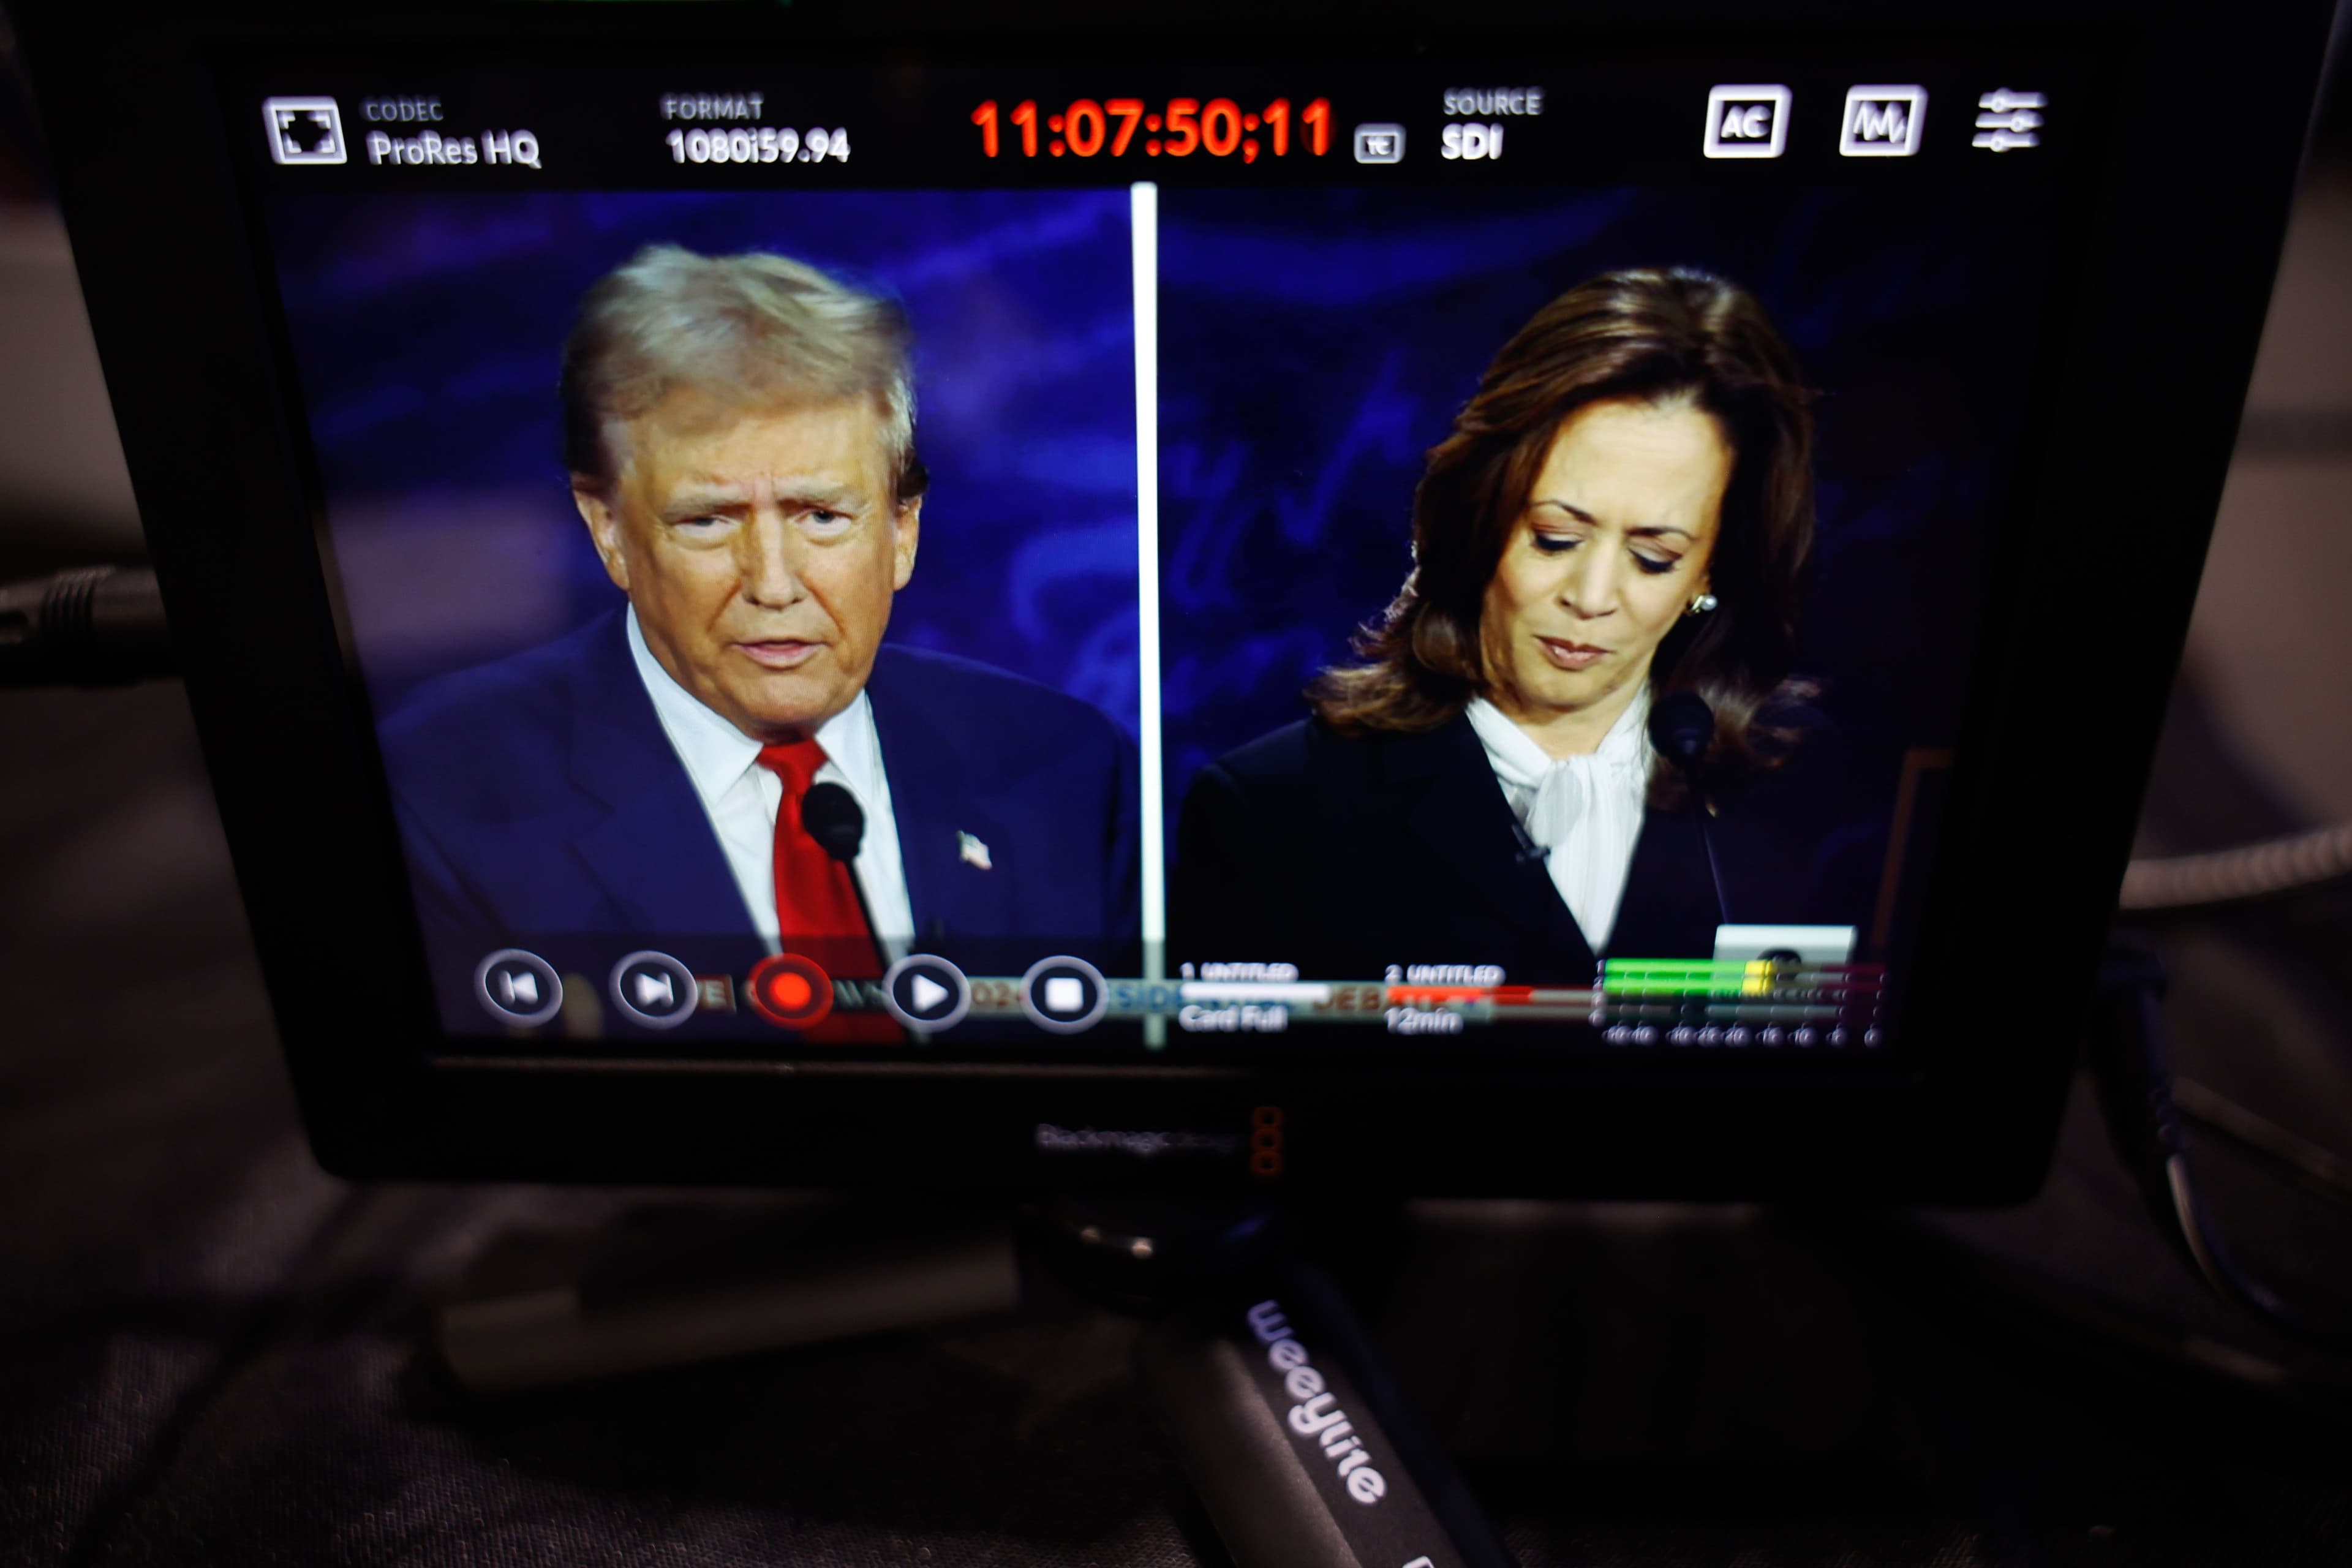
[{"left": 1309, "top": 266, "right": 1817, "bottom": 796}]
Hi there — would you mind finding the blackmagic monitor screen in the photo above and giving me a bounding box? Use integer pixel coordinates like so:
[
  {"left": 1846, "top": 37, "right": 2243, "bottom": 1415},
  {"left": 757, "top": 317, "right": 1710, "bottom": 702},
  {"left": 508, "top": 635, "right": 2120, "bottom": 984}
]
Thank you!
[
  {"left": 18, "top": 0, "right": 2332, "bottom": 1194},
  {"left": 254, "top": 61, "right": 2086, "bottom": 1055}
]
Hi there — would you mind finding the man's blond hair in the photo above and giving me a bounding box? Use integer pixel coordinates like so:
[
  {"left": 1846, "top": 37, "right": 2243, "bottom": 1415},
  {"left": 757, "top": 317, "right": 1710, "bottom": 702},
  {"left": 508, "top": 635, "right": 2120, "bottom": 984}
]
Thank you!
[{"left": 560, "top": 244, "right": 924, "bottom": 499}]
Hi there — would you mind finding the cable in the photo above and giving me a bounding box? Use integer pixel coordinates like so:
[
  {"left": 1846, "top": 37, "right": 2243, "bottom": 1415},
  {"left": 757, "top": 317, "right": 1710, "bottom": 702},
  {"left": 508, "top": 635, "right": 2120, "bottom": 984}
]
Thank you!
[
  {"left": 2120, "top": 823, "right": 2352, "bottom": 911},
  {"left": 0, "top": 564, "right": 173, "bottom": 686},
  {"left": 2173, "top": 1075, "right": 2352, "bottom": 1212},
  {"left": 2089, "top": 942, "right": 2352, "bottom": 1355}
]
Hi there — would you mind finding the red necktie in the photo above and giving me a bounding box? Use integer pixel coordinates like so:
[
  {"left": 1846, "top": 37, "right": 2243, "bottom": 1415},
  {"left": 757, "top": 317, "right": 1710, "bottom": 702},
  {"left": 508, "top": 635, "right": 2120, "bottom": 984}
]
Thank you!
[{"left": 756, "top": 739, "right": 895, "bottom": 1040}]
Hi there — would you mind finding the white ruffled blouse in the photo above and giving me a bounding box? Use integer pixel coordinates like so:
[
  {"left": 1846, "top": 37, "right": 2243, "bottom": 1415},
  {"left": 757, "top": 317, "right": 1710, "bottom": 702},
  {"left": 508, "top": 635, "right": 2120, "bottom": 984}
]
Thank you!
[{"left": 1463, "top": 687, "right": 1654, "bottom": 952}]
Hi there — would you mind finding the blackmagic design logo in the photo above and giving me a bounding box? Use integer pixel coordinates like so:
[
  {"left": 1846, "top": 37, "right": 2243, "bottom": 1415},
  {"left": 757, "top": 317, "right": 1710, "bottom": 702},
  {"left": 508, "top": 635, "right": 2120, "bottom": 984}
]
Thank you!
[
  {"left": 1246, "top": 1298, "right": 1389, "bottom": 1504},
  {"left": 1033, "top": 1123, "right": 1240, "bottom": 1160}
]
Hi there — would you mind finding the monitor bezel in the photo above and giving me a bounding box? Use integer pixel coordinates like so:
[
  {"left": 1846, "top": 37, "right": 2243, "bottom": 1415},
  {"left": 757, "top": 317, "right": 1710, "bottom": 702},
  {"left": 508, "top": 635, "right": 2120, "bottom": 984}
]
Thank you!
[{"left": 15, "top": 0, "right": 2333, "bottom": 1199}]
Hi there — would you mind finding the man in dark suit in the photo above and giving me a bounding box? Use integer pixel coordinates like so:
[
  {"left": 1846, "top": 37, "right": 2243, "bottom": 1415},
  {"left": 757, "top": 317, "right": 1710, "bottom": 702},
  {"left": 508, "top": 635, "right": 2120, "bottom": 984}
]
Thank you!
[{"left": 379, "top": 244, "right": 1137, "bottom": 995}]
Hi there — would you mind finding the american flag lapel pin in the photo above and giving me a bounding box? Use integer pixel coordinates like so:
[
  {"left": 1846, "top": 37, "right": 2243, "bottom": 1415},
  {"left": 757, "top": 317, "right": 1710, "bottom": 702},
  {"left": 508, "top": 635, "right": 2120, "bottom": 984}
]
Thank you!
[{"left": 958, "top": 831, "right": 992, "bottom": 870}]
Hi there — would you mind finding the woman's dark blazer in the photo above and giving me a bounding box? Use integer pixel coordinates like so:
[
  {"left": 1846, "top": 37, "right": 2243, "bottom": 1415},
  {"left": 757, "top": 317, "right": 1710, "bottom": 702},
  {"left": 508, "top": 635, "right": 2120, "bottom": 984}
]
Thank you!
[{"left": 1171, "top": 706, "right": 1844, "bottom": 984}]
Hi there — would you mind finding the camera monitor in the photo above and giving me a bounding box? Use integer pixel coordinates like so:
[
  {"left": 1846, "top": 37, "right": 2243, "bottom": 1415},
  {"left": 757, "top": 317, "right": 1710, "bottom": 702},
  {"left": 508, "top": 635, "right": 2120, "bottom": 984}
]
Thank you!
[{"left": 18, "top": 0, "right": 2334, "bottom": 1195}]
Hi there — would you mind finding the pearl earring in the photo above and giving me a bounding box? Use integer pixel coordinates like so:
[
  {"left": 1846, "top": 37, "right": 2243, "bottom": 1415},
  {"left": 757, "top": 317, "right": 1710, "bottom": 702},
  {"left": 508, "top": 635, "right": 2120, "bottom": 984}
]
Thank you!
[{"left": 1687, "top": 593, "right": 1719, "bottom": 615}]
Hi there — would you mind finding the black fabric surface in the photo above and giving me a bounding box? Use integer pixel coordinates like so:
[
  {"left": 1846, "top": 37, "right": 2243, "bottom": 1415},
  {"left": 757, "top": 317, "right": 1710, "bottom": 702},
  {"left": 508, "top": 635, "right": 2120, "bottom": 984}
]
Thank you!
[{"left": 6, "top": 678, "right": 2352, "bottom": 1567}]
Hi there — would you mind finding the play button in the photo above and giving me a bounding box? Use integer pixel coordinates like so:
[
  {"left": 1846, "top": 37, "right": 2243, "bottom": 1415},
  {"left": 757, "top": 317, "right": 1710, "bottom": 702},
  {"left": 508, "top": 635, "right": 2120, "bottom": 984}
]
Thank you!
[{"left": 882, "top": 954, "right": 971, "bottom": 1031}]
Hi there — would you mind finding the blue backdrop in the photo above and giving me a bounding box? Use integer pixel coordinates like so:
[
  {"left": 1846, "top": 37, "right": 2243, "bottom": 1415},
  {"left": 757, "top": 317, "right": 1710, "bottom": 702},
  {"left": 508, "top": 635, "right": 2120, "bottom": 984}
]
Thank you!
[
  {"left": 1155, "top": 181, "right": 2060, "bottom": 882},
  {"left": 265, "top": 188, "right": 1142, "bottom": 735},
  {"left": 267, "top": 179, "right": 2061, "bottom": 925}
]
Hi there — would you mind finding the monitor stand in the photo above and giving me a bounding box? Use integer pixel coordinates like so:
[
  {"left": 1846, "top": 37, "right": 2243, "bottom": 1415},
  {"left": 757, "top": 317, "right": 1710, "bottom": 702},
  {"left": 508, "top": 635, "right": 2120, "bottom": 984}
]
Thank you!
[
  {"left": 434, "top": 1193, "right": 1022, "bottom": 1393},
  {"left": 434, "top": 1193, "right": 1512, "bottom": 1568}
]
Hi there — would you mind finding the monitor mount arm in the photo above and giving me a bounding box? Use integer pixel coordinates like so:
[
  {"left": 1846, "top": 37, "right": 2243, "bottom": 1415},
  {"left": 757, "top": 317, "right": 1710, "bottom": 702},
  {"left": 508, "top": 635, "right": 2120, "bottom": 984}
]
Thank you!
[{"left": 433, "top": 1193, "right": 1511, "bottom": 1568}]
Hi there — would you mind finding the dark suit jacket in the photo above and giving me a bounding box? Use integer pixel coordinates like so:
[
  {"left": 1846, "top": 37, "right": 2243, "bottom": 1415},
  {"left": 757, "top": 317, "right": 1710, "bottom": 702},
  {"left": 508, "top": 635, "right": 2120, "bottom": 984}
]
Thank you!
[
  {"left": 378, "top": 610, "right": 1139, "bottom": 960},
  {"left": 1172, "top": 709, "right": 1841, "bottom": 983}
]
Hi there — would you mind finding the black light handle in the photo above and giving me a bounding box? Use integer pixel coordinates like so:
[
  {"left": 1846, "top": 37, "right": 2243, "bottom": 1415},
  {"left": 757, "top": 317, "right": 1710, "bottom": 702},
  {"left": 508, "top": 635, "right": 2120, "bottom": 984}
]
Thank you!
[{"left": 1136, "top": 1262, "right": 1513, "bottom": 1568}]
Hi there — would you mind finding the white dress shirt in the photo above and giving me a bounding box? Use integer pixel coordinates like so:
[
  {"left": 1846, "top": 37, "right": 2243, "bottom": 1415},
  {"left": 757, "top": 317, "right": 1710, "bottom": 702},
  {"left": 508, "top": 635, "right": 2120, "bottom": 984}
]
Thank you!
[
  {"left": 1464, "top": 686, "right": 1654, "bottom": 954},
  {"left": 627, "top": 609, "right": 914, "bottom": 959}
]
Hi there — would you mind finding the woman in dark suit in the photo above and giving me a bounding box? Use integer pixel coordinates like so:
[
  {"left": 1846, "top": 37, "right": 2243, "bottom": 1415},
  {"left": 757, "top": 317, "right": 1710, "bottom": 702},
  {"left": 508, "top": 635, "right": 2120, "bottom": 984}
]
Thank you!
[{"left": 1173, "top": 267, "right": 1839, "bottom": 983}]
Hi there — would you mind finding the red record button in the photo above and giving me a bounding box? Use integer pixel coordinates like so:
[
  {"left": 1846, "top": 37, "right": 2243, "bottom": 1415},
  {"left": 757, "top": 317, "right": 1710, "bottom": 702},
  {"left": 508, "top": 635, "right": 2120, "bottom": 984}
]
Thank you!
[{"left": 747, "top": 953, "right": 834, "bottom": 1029}]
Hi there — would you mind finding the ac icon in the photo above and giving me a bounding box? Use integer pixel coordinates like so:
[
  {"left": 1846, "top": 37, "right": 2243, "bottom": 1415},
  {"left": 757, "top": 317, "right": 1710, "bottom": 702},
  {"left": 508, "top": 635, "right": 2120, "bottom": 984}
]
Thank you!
[{"left": 1703, "top": 85, "right": 1792, "bottom": 159}]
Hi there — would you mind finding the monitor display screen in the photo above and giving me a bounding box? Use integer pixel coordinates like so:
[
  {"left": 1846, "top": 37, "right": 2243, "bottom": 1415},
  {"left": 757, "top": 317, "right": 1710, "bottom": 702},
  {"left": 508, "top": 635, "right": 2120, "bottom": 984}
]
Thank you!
[{"left": 232, "top": 47, "right": 2103, "bottom": 1069}]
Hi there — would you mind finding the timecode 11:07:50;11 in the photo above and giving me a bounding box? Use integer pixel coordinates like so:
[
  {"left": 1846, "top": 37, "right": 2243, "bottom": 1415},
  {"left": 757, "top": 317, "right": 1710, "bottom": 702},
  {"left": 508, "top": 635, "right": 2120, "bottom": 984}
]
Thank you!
[{"left": 971, "top": 98, "right": 1330, "bottom": 162}]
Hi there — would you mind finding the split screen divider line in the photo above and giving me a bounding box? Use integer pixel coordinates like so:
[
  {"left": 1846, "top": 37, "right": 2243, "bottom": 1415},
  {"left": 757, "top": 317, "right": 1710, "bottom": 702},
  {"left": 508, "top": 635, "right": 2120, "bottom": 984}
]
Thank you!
[{"left": 1131, "top": 181, "right": 1167, "bottom": 1047}]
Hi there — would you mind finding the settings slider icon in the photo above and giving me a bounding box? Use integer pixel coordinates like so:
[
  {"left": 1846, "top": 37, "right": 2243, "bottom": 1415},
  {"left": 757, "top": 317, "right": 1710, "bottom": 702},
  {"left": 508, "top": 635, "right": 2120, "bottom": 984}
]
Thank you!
[{"left": 1972, "top": 88, "right": 2045, "bottom": 153}]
